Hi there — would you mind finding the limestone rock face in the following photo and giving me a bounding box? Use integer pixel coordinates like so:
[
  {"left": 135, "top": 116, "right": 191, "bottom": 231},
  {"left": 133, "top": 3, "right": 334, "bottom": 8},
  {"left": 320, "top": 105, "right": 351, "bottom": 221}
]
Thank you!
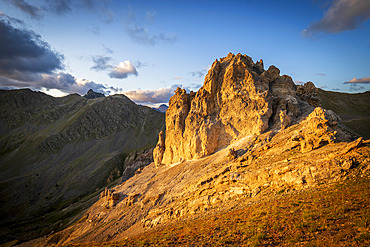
[
  {"left": 292, "top": 107, "right": 350, "bottom": 153},
  {"left": 153, "top": 131, "right": 165, "bottom": 167},
  {"left": 100, "top": 188, "right": 120, "bottom": 209},
  {"left": 157, "top": 53, "right": 302, "bottom": 165},
  {"left": 297, "top": 81, "right": 320, "bottom": 107},
  {"left": 279, "top": 110, "right": 291, "bottom": 130}
]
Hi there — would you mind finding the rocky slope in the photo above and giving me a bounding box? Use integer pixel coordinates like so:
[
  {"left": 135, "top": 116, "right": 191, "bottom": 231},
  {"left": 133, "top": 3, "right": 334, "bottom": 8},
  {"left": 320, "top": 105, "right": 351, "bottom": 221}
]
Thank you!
[
  {"left": 296, "top": 81, "right": 370, "bottom": 139},
  {"left": 0, "top": 89, "right": 165, "bottom": 244},
  {"left": 155, "top": 53, "right": 322, "bottom": 165},
  {"left": 25, "top": 53, "right": 370, "bottom": 246}
]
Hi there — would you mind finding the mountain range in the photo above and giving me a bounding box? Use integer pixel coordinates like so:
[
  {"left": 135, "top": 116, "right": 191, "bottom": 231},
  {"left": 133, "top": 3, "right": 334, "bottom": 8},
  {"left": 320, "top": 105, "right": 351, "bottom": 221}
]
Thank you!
[
  {"left": 0, "top": 89, "right": 165, "bottom": 244},
  {"left": 1, "top": 53, "right": 369, "bottom": 246},
  {"left": 12, "top": 53, "right": 369, "bottom": 246}
]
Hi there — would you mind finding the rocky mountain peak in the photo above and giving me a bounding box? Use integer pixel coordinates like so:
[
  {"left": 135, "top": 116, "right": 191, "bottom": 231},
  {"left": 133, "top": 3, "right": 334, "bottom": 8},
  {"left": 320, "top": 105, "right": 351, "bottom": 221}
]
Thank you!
[
  {"left": 154, "top": 53, "right": 339, "bottom": 166},
  {"left": 154, "top": 104, "right": 169, "bottom": 113},
  {"left": 83, "top": 89, "right": 105, "bottom": 99}
]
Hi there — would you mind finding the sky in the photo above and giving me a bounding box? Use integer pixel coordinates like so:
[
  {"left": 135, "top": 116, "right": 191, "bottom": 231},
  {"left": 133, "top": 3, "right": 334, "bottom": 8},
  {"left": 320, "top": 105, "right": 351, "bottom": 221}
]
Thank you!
[{"left": 0, "top": 0, "right": 369, "bottom": 106}]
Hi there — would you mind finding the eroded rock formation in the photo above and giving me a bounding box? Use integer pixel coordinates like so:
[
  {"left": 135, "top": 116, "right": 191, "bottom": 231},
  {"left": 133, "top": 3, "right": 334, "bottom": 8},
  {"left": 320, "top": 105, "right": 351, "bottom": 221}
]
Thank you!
[
  {"left": 156, "top": 53, "right": 303, "bottom": 165},
  {"left": 292, "top": 107, "right": 350, "bottom": 153},
  {"left": 100, "top": 188, "right": 120, "bottom": 209},
  {"left": 153, "top": 131, "right": 165, "bottom": 167}
]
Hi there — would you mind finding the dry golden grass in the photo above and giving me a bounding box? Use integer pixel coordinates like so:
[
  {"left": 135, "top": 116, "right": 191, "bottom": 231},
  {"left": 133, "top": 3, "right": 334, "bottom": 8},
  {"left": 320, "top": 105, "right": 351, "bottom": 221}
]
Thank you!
[{"left": 88, "top": 176, "right": 370, "bottom": 246}]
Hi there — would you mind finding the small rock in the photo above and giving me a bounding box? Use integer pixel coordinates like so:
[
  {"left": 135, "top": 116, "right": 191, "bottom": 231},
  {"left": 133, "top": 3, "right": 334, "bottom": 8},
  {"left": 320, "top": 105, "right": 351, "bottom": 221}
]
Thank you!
[
  {"left": 227, "top": 148, "right": 237, "bottom": 160},
  {"left": 342, "top": 159, "right": 354, "bottom": 170}
]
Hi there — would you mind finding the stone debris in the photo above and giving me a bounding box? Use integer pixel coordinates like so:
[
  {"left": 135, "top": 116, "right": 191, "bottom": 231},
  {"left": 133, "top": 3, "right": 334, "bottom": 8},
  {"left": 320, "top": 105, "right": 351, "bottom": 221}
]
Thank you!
[
  {"left": 100, "top": 188, "right": 120, "bottom": 209},
  {"left": 227, "top": 148, "right": 237, "bottom": 160}
]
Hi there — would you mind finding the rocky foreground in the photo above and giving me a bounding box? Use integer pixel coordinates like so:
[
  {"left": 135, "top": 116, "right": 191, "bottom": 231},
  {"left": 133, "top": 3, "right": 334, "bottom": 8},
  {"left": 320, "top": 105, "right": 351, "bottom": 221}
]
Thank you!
[{"left": 20, "top": 53, "right": 370, "bottom": 246}]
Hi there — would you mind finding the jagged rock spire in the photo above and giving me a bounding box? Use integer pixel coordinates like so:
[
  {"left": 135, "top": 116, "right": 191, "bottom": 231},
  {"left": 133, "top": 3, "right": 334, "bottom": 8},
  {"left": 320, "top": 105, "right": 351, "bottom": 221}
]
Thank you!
[{"left": 155, "top": 53, "right": 304, "bottom": 165}]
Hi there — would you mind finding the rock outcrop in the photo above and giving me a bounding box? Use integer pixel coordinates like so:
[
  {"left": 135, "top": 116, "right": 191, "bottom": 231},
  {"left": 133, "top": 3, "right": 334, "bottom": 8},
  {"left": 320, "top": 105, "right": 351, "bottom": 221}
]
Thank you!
[
  {"left": 156, "top": 53, "right": 303, "bottom": 165},
  {"left": 153, "top": 131, "right": 165, "bottom": 167},
  {"left": 83, "top": 89, "right": 105, "bottom": 99},
  {"left": 100, "top": 188, "right": 120, "bottom": 209},
  {"left": 292, "top": 107, "right": 350, "bottom": 153},
  {"left": 121, "top": 148, "right": 155, "bottom": 182},
  {"left": 296, "top": 81, "right": 320, "bottom": 107}
]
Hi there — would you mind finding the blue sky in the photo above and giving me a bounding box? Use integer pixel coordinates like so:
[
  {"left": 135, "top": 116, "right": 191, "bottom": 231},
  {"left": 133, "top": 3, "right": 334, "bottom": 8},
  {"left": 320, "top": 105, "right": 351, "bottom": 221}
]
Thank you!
[{"left": 0, "top": 0, "right": 369, "bottom": 106}]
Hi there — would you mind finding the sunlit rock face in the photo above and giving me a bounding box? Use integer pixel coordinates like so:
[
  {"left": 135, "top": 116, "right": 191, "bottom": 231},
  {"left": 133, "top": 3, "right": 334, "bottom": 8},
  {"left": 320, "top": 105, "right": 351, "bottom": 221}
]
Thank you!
[{"left": 157, "top": 53, "right": 302, "bottom": 165}]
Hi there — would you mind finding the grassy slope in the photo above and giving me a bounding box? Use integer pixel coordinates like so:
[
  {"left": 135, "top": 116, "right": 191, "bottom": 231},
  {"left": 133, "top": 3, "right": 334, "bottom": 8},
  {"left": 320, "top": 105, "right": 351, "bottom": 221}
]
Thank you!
[
  {"left": 0, "top": 90, "right": 165, "bottom": 244},
  {"left": 83, "top": 176, "right": 370, "bottom": 247},
  {"left": 318, "top": 89, "right": 370, "bottom": 139}
]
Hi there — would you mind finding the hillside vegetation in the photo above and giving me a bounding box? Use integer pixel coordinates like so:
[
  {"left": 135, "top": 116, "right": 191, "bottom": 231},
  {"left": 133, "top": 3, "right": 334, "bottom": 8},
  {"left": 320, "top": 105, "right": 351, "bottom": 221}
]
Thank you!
[
  {"left": 318, "top": 89, "right": 370, "bottom": 139},
  {"left": 0, "top": 89, "right": 165, "bottom": 244}
]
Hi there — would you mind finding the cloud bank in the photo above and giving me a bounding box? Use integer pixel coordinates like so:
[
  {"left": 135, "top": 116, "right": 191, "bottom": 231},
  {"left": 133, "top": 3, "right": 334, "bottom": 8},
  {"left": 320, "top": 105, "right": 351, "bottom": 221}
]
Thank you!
[
  {"left": 344, "top": 77, "right": 370, "bottom": 84},
  {"left": 343, "top": 77, "right": 370, "bottom": 91},
  {"left": 4, "top": 0, "right": 113, "bottom": 22},
  {"left": 123, "top": 85, "right": 181, "bottom": 105},
  {"left": 303, "top": 0, "right": 370, "bottom": 37},
  {"left": 0, "top": 15, "right": 63, "bottom": 81},
  {"left": 0, "top": 15, "right": 113, "bottom": 95}
]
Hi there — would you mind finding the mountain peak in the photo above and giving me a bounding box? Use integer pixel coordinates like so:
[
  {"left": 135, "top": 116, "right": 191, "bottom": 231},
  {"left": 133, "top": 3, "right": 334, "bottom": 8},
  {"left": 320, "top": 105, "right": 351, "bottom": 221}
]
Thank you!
[
  {"left": 154, "top": 104, "right": 169, "bottom": 113},
  {"left": 153, "top": 53, "right": 347, "bottom": 166},
  {"left": 83, "top": 89, "right": 105, "bottom": 99}
]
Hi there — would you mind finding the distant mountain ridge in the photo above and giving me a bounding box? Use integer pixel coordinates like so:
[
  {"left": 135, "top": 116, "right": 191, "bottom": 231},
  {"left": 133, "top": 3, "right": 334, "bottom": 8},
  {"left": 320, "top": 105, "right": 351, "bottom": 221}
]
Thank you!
[
  {"left": 0, "top": 89, "right": 165, "bottom": 244},
  {"left": 154, "top": 104, "right": 169, "bottom": 113}
]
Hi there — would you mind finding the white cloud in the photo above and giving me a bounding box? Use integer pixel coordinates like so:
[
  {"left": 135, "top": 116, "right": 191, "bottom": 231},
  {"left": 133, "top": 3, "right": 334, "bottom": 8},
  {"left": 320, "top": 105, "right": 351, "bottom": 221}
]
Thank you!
[
  {"left": 40, "top": 88, "right": 68, "bottom": 97},
  {"left": 109, "top": 60, "right": 137, "bottom": 79},
  {"left": 303, "top": 0, "right": 370, "bottom": 37},
  {"left": 344, "top": 77, "right": 370, "bottom": 84},
  {"left": 123, "top": 85, "right": 180, "bottom": 105}
]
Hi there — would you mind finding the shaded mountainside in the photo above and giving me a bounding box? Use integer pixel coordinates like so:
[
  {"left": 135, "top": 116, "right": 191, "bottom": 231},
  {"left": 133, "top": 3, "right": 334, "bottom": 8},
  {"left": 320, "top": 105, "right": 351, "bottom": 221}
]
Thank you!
[
  {"left": 0, "top": 89, "right": 165, "bottom": 244},
  {"left": 27, "top": 53, "right": 370, "bottom": 246},
  {"left": 295, "top": 81, "right": 370, "bottom": 139},
  {"left": 317, "top": 89, "right": 370, "bottom": 139}
]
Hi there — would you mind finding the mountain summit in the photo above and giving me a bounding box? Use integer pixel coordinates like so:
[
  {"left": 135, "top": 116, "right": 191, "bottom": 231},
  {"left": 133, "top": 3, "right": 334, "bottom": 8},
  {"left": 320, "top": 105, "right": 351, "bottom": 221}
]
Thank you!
[
  {"left": 83, "top": 89, "right": 105, "bottom": 99},
  {"left": 154, "top": 53, "right": 351, "bottom": 166}
]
